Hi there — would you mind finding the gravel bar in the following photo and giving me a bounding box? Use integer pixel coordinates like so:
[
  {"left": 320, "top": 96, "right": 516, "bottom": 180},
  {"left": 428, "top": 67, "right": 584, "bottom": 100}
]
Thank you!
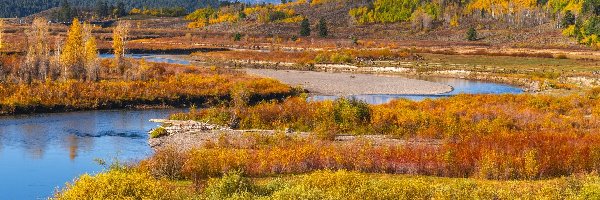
[{"left": 246, "top": 69, "right": 453, "bottom": 95}]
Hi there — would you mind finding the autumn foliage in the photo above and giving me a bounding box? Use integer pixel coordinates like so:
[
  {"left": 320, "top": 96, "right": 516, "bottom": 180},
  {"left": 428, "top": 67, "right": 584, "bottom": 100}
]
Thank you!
[
  {"left": 0, "top": 59, "right": 293, "bottom": 115},
  {"left": 165, "top": 93, "right": 600, "bottom": 181}
]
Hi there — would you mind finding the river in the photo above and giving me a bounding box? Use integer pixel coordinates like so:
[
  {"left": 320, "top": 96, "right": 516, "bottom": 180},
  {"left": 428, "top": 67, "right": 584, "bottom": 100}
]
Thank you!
[{"left": 0, "top": 109, "right": 182, "bottom": 199}]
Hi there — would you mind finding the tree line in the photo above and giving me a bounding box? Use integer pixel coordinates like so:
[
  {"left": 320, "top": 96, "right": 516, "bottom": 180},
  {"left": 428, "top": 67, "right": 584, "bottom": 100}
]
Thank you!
[{"left": 0, "top": 0, "right": 222, "bottom": 18}]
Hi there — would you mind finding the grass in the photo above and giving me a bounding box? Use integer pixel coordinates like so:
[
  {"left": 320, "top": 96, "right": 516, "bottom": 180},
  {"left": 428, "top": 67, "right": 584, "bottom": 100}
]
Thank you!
[{"left": 419, "top": 53, "right": 600, "bottom": 74}]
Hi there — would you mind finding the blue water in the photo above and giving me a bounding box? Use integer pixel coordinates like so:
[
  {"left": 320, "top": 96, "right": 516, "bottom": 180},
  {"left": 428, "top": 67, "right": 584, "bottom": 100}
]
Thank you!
[
  {"left": 0, "top": 109, "right": 181, "bottom": 199},
  {"left": 310, "top": 77, "right": 524, "bottom": 104},
  {"left": 99, "top": 54, "right": 191, "bottom": 65}
]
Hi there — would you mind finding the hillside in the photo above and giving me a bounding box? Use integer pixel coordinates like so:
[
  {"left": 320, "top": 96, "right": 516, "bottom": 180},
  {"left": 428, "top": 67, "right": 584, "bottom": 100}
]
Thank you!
[{"left": 182, "top": 0, "right": 599, "bottom": 48}]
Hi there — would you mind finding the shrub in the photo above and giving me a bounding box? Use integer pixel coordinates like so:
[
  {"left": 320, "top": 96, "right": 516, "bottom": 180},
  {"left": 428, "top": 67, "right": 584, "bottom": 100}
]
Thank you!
[
  {"left": 54, "top": 169, "right": 172, "bottom": 199},
  {"left": 150, "top": 127, "right": 168, "bottom": 138},
  {"left": 233, "top": 33, "right": 243, "bottom": 41},
  {"left": 203, "top": 170, "right": 254, "bottom": 199},
  {"left": 140, "top": 146, "right": 187, "bottom": 180}
]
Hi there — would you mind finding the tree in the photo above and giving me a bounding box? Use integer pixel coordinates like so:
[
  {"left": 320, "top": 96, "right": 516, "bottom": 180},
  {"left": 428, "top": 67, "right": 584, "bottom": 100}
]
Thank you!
[
  {"left": 466, "top": 27, "right": 477, "bottom": 41},
  {"left": 22, "top": 17, "right": 51, "bottom": 83},
  {"left": 561, "top": 10, "right": 576, "bottom": 28},
  {"left": 300, "top": 18, "right": 311, "bottom": 36},
  {"left": 317, "top": 18, "right": 328, "bottom": 37},
  {"left": 113, "top": 21, "right": 129, "bottom": 73},
  {"left": 83, "top": 24, "right": 99, "bottom": 82},
  {"left": 61, "top": 18, "right": 85, "bottom": 80},
  {"left": 114, "top": 1, "right": 127, "bottom": 18},
  {"left": 58, "top": 0, "right": 74, "bottom": 22},
  {"left": 95, "top": 0, "right": 110, "bottom": 19},
  {"left": 0, "top": 19, "right": 4, "bottom": 51}
]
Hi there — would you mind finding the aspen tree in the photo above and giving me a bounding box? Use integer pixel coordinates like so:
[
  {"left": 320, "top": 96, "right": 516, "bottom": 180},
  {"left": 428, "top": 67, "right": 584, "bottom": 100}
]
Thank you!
[
  {"left": 22, "top": 17, "right": 50, "bottom": 82},
  {"left": 0, "top": 19, "right": 4, "bottom": 51},
  {"left": 112, "top": 21, "right": 129, "bottom": 74},
  {"left": 83, "top": 23, "right": 99, "bottom": 82},
  {"left": 60, "top": 18, "right": 85, "bottom": 80}
]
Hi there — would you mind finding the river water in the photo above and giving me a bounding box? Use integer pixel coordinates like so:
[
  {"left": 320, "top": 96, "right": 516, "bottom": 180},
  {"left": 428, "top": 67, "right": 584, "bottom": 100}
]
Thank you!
[
  {"left": 0, "top": 54, "right": 523, "bottom": 199},
  {"left": 0, "top": 109, "right": 182, "bottom": 199},
  {"left": 310, "top": 77, "right": 524, "bottom": 104}
]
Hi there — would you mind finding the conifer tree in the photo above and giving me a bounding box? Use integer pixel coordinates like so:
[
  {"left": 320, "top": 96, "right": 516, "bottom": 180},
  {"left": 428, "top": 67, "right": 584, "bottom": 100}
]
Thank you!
[
  {"left": 300, "top": 18, "right": 311, "bottom": 36},
  {"left": 466, "top": 27, "right": 477, "bottom": 41},
  {"left": 317, "top": 18, "right": 328, "bottom": 37}
]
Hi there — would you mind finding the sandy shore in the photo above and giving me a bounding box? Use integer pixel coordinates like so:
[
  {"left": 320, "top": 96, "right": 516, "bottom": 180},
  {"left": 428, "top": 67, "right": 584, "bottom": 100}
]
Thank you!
[{"left": 246, "top": 69, "right": 453, "bottom": 95}]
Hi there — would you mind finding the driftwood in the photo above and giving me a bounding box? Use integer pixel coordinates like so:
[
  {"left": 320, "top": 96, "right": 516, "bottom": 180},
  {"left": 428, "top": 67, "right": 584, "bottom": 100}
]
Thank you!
[{"left": 149, "top": 119, "right": 230, "bottom": 135}]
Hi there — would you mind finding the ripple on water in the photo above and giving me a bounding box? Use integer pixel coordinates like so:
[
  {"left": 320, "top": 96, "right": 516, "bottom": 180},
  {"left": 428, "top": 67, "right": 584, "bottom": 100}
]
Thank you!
[{"left": 0, "top": 109, "right": 182, "bottom": 199}]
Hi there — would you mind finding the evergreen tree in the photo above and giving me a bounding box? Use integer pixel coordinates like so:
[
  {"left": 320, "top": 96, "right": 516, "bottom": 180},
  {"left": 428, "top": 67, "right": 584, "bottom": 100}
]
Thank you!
[
  {"left": 317, "top": 18, "right": 328, "bottom": 38},
  {"left": 115, "top": 1, "right": 127, "bottom": 17},
  {"left": 466, "top": 27, "right": 477, "bottom": 41},
  {"left": 59, "top": 0, "right": 73, "bottom": 22},
  {"left": 300, "top": 18, "right": 311, "bottom": 36},
  {"left": 561, "top": 11, "right": 576, "bottom": 28},
  {"left": 95, "top": 0, "right": 110, "bottom": 18}
]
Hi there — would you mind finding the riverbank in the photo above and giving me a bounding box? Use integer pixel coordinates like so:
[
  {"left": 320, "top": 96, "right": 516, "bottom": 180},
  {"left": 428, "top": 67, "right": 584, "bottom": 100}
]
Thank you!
[{"left": 147, "top": 119, "right": 439, "bottom": 151}]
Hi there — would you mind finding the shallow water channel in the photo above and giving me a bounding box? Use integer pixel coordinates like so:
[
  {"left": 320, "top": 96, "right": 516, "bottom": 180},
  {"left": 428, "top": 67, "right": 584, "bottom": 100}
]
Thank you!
[
  {"left": 310, "top": 77, "right": 524, "bottom": 104},
  {"left": 0, "top": 54, "right": 523, "bottom": 199}
]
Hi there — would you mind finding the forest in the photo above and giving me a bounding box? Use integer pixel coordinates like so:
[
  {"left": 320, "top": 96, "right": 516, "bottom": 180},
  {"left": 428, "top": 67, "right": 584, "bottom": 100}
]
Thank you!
[{"left": 0, "top": 0, "right": 222, "bottom": 18}]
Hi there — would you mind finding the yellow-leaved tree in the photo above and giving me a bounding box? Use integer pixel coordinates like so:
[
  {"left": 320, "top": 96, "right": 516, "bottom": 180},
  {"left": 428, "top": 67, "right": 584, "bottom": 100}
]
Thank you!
[
  {"left": 60, "top": 18, "right": 85, "bottom": 80},
  {"left": 0, "top": 19, "right": 4, "bottom": 51},
  {"left": 83, "top": 23, "right": 99, "bottom": 82},
  {"left": 112, "top": 21, "right": 129, "bottom": 73}
]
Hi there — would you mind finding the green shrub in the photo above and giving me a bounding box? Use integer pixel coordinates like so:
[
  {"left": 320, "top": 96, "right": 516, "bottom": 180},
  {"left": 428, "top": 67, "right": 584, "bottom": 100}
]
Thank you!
[
  {"left": 150, "top": 127, "right": 168, "bottom": 138},
  {"left": 332, "top": 98, "right": 371, "bottom": 133},
  {"left": 233, "top": 33, "right": 243, "bottom": 41},
  {"left": 203, "top": 170, "right": 254, "bottom": 200}
]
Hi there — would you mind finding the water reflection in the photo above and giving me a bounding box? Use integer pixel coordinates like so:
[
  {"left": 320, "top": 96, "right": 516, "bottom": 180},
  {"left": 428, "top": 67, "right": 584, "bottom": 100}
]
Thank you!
[
  {"left": 99, "top": 54, "right": 191, "bottom": 65},
  {"left": 310, "top": 77, "right": 524, "bottom": 104},
  {"left": 0, "top": 109, "right": 181, "bottom": 199}
]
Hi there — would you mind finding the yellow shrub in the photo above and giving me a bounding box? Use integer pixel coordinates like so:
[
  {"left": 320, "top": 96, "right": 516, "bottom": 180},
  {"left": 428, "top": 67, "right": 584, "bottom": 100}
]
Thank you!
[
  {"left": 562, "top": 25, "right": 576, "bottom": 36},
  {"left": 54, "top": 169, "right": 172, "bottom": 199}
]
